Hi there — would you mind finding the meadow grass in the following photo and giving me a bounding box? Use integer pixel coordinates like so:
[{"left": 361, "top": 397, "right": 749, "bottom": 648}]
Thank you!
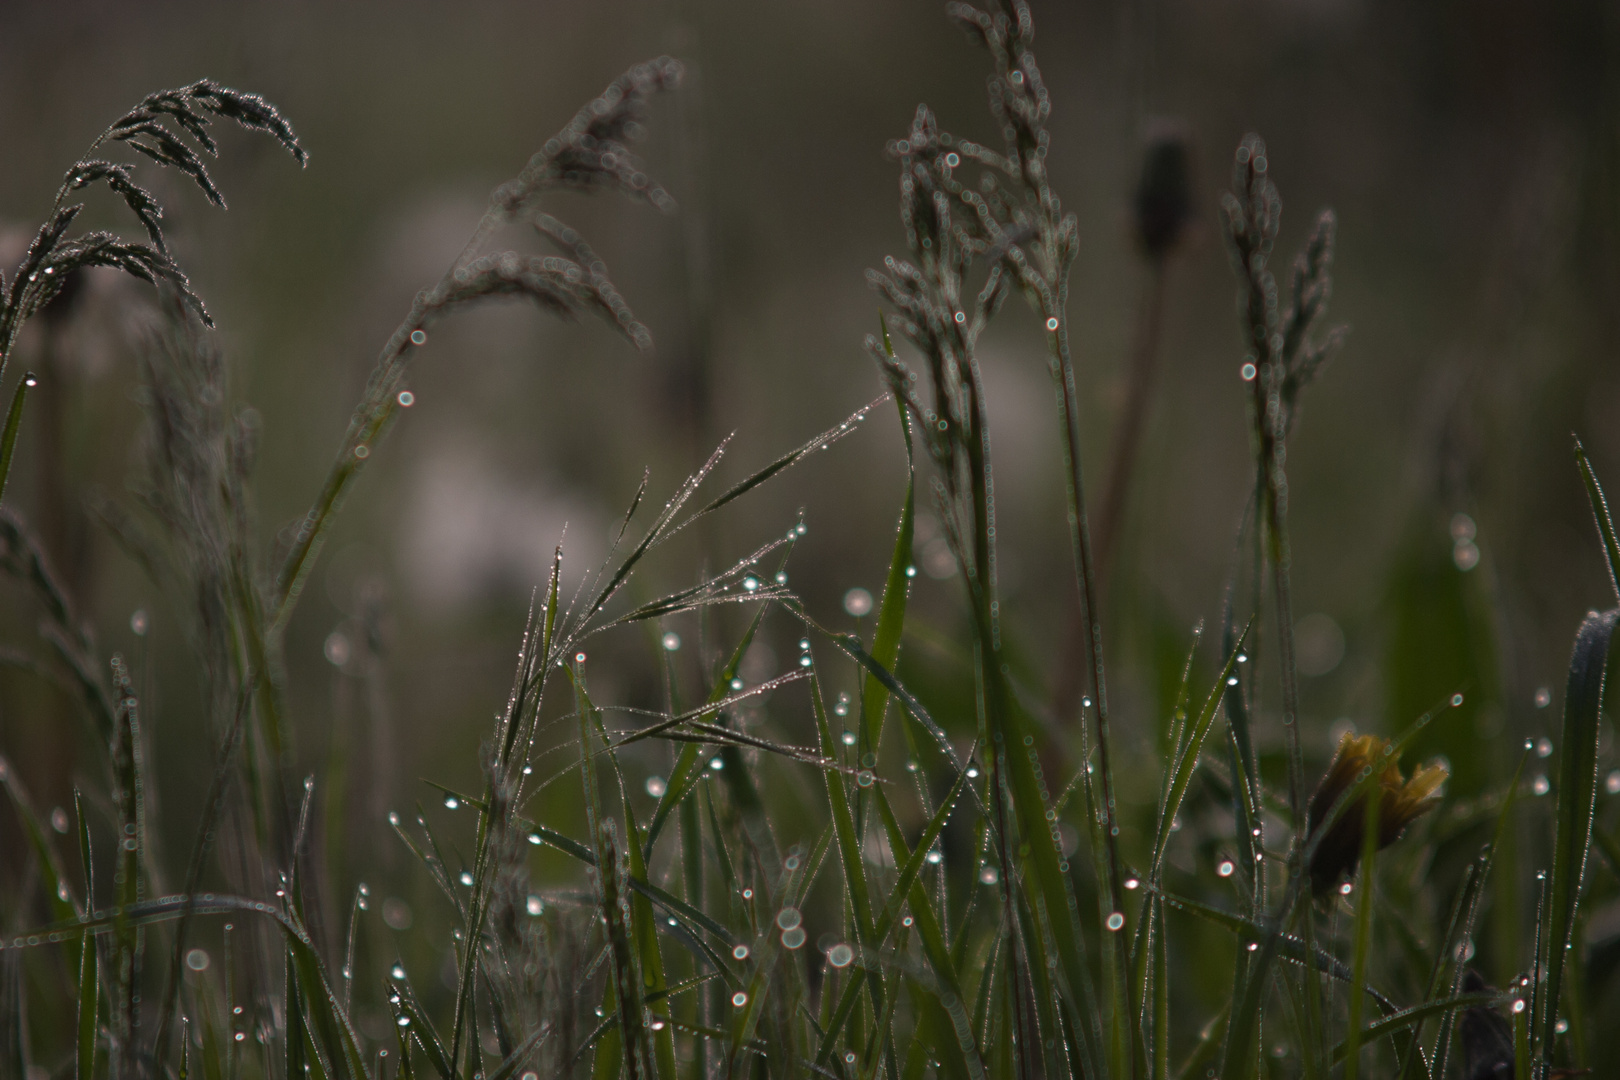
[{"left": 1, "top": 3, "right": 1618, "bottom": 1079}]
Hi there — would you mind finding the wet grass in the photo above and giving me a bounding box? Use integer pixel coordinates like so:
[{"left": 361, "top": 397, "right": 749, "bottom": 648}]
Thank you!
[{"left": 2, "top": 3, "right": 1620, "bottom": 1079}]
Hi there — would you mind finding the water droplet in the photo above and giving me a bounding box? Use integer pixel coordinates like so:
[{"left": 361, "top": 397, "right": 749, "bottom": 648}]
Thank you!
[
  {"left": 732, "top": 944, "right": 750, "bottom": 960},
  {"left": 1340, "top": 881, "right": 1353, "bottom": 896},
  {"left": 732, "top": 992, "right": 749, "bottom": 1007},
  {"left": 575, "top": 652, "right": 587, "bottom": 664},
  {"left": 443, "top": 796, "right": 459, "bottom": 810},
  {"left": 743, "top": 575, "right": 759, "bottom": 591},
  {"left": 926, "top": 850, "right": 943, "bottom": 865},
  {"left": 50, "top": 807, "right": 70, "bottom": 834},
  {"left": 1607, "top": 771, "right": 1620, "bottom": 795},
  {"left": 954, "top": 310, "right": 966, "bottom": 324},
  {"left": 1532, "top": 686, "right": 1551, "bottom": 709},
  {"left": 730, "top": 678, "right": 744, "bottom": 691},
  {"left": 906, "top": 565, "right": 917, "bottom": 578},
  {"left": 799, "top": 654, "right": 813, "bottom": 667},
  {"left": 1226, "top": 676, "right": 1239, "bottom": 687},
  {"left": 828, "top": 943, "right": 854, "bottom": 968},
  {"left": 458, "top": 871, "right": 474, "bottom": 887},
  {"left": 906, "top": 759, "right": 919, "bottom": 772},
  {"left": 966, "top": 766, "right": 979, "bottom": 778},
  {"left": 650, "top": 1019, "right": 666, "bottom": 1031},
  {"left": 796, "top": 523, "right": 807, "bottom": 536},
  {"left": 388, "top": 812, "right": 401, "bottom": 826},
  {"left": 1106, "top": 912, "right": 1125, "bottom": 931},
  {"left": 1536, "top": 737, "right": 1554, "bottom": 758},
  {"left": 396, "top": 390, "right": 415, "bottom": 407},
  {"left": 409, "top": 330, "right": 427, "bottom": 345},
  {"left": 979, "top": 866, "right": 999, "bottom": 884},
  {"left": 1247, "top": 942, "right": 1259, "bottom": 952},
  {"left": 324, "top": 631, "right": 351, "bottom": 666},
  {"left": 1081, "top": 696, "right": 1093, "bottom": 709},
  {"left": 1124, "top": 877, "right": 1140, "bottom": 890},
  {"left": 1450, "top": 693, "right": 1464, "bottom": 707},
  {"left": 397, "top": 1016, "right": 411, "bottom": 1027},
  {"left": 130, "top": 609, "right": 149, "bottom": 636},
  {"left": 645, "top": 776, "right": 667, "bottom": 797},
  {"left": 844, "top": 587, "right": 874, "bottom": 617},
  {"left": 775, "top": 571, "right": 789, "bottom": 585},
  {"left": 782, "top": 927, "right": 807, "bottom": 948},
  {"left": 1453, "top": 540, "right": 1480, "bottom": 571},
  {"left": 235, "top": 1033, "right": 246, "bottom": 1042},
  {"left": 741, "top": 888, "right": 753, "bottom": 900},
  {"left": 1533, "top": 775, "right": 1550, "bottom": 796},
  {"left": 528, "top": 832, "right": 541, "bottom": 845},
  {"left": 527, "top": 895, "right": 544, "bottom": 916},
  {"left": 353, "top": 444, "right": 370, "bottom": 459},
  {"left": 23, "top": 375, "right": 38, "bottom": 388},
  {"left": 1556, "top": 1018, "right": 1569, "bottom": 1034},
  {"left": 785, "top": 853, "right": 801, "bottom": 870},
  {"left": 709, "top": 756, "right": 725, "bottom": 771},
  {"left": 1217, "top": 861, "right": 1234, "bottom": 877},
  {"left": 186, "top": 949, "right": 210, "bottom": 971},
  {"left": 856, "top": 770, "right": 874, "bottom": 787},
  {"left": 391, "top": 964, "right": 406, "bottom": 979},
  {"left": 1512, "top": 999, "right": 1526, "bottom": 1014},
  {"left": 1236, "top": 653, "right": 1248, "bottom": 664},
  {"left": 1241, "top": 362, "right": 1257, "bottom": 381}
]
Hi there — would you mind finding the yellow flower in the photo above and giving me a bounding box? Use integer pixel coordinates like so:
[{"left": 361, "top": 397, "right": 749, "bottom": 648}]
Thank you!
[{"left": 1305, "top": 732, "right": 1447, "bottom": 897}]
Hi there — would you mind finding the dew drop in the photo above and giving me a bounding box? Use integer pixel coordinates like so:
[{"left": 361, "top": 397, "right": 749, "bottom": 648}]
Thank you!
[
  {"left": 782, "top": 927, "right": 807, "bottom": 948},
  {"left": 710, "top": 756, "right": 725, "bottom": 771},
  {"left": 732, "top": 992, "right": 748, "bottom": 1008},
  {"left": 1247, "top": 942, "right": 1259, "bottom": 952},
  {"left": 743, "top": 575, "right": 759, "bottom": 592},
  {"left": 844, "top": 587, "right": 874, "bottom": 617},
  {"left": 131, "top": 609, "right": 150, "bottom": 636},
  {"left": 528, "top": 832, "right": 541, "bottom": 845},
  {"left": 1105, "top": 912, "right": 1125, "bottom": 932},
  {"left": 856, "top": 770, "right": 874, "bottom": 788},
  {"left": 443, "top": 796, "right": 459, "bottom": 810},
  {"left": 1226, "top": 676, "right": 1239, "bottom": 687},
  {"left": 391, "top": 964, "right": 406, "bottom": 979},
  {"left": 396, "top": 390, "right": 414, "bottom": 407},
  {"left": 1046, "top": 317, "right": 1060, "bottom": 331},
  {"left": 1556, "top": 1018, "right": 1569, "bottom": 1034},
  {"left": 1124, "top": 877, "right": 1140, "bottom": 890},
  {"left": 730, "top": 678, "right": 744, "bottom": 691},
  {"left": 1533, "top": 775, "right": 1550, "bottom": 796},
  {"left": 1536, "top": 737, "right": 1553, "bottom": 759},
  {"left": 1606, "top": 771, "right": 1620, "bottom": 795},
  {"left": 24, "top": 375, "right": 38, "bottom": 388},
  {"left": 1450, "top": 693, "right": 1464, "bottom": 707},
  {"left": 397, "top": 1016, "right": 411, "bottom": 1027},
  {"left": 828, "top": 943, "right": 854, "bottom": 968},
  {"left": 645, "top": 776, "right": 667, "bottom": 797},
  {"left": 1534, "top": 686, "right": 1551, "bottom": 708},
  {"left": 409, "top": 330, "right": 427, "bottom": 345},
  {"left": 926, "top": 850, "right": 943, "bottom": 865},
  {"left": 459, "top": 871, "right": 474, "bottom": 887},
  {"left": 1340, "top": 881, "right": 1353, "bottom": 896},
  {"left": 527, "top": 895, "right": 544, "bottom": 916},
  {"left": 1217, "top": 861, "right": 1234, "bottom": 878},
  {"left": 353, "top": 444, "right": 370, "bottom": 459},
  {"left": 741, "top": 888, "right": 753, "bottom": 900},
  {"left": 186, "top": 948, "right": 210, "bottom": 971},
  {"left": 979, "top": 866, "right": 999, "bottom": 885},
  {"left": 575, "top": 652, "right": 587, "bottom": 664},
  {"left": 966, "top": 767, "right": 979, "bottom": 778},
  {"left": 1241, "top": 362, "right": 1257, "bottom": 381},
  {"left": 733, "top": 944, "right": 750, "bottom": 960},
  {"left": 1512, "top": 999, "right": 1526, "bottom": 1014}
]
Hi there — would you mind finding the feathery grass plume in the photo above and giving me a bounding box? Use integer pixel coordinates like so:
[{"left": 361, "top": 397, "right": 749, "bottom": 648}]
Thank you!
[
  {"left": 0, "top": 80, "right": 305, "bottom": 375},
  {"left": 867, "top": 1, "right": 1131, "bottom": 1075},
  {"left": 1305, "top": 732, "right": 1447, "bottom": 897}
]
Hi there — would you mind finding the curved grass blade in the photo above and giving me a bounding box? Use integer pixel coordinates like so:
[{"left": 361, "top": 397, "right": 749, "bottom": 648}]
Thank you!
[
  {"left": 861, "top": 393, "right": 915, "bottom": 752},
  {"left": 1330, "top": 992, "right": 1497, "bottom": 1067},
  {"left": 1540, "top": 605, "right": 1617, "bottom": 1064},
  {"left": 0, "top": 373, "right": 33, "bottom": 506},
  {"left": 1576, "top": 437, "right": 1620, "bottom": 604}
]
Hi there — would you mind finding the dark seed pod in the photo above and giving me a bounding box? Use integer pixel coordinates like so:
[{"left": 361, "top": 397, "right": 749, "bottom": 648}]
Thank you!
[{"left": 1134, "top": 124, "right": 1193, "bottom": 263}]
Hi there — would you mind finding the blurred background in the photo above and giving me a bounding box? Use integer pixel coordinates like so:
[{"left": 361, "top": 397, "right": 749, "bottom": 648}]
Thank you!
[{"left": 1, "top": 0, "right": 1618, "bottom": 991}]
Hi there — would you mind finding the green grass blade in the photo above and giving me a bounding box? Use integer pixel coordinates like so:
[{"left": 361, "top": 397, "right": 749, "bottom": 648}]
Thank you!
[
  {"left": 1343, "top": 779, "right": 1381, "bottom": 1080},
  {"left": 1576, "top": 437, "right": 1620, "bottom": 604},
  {"left": 1418, "top": 742, "right": 1529, "bottom": 1080},
  {"left": 1540, "top": 605, "right": 1615, "bottom": 1065},
  {"left": 861, "top": 394, "right": 915, "bottom": 753},
  {"left": 599, "top": 821, "right": 653, "bottom": 1080},
  {"left": 0, "top": 372, "right": 33, "bottom": 507},
  {"left": 1330, "top": 991, "right": 1496, "bottom": 1067},
  {"left": 76, "top": 930, "right": 97, "bottom": 1080}
]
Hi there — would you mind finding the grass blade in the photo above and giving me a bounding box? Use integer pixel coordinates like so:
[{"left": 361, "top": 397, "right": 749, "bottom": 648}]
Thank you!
[
  {"left": 1540, "top": 604, "right": 1616, "bottom": 1065},
  {"left": 1576, "top": 437, "right": 1620, "bottom": 604},
  {"left": 861, "top": 391, "right": 916, "bottom": 753},
  {"left": 0, "top": 372, "right": 33, "bottom": 506}
]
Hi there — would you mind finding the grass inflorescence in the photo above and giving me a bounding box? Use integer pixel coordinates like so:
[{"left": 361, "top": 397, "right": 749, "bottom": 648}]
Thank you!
[{"left": 2, "top": 3, "right": 1619, "bottom": 1079}]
